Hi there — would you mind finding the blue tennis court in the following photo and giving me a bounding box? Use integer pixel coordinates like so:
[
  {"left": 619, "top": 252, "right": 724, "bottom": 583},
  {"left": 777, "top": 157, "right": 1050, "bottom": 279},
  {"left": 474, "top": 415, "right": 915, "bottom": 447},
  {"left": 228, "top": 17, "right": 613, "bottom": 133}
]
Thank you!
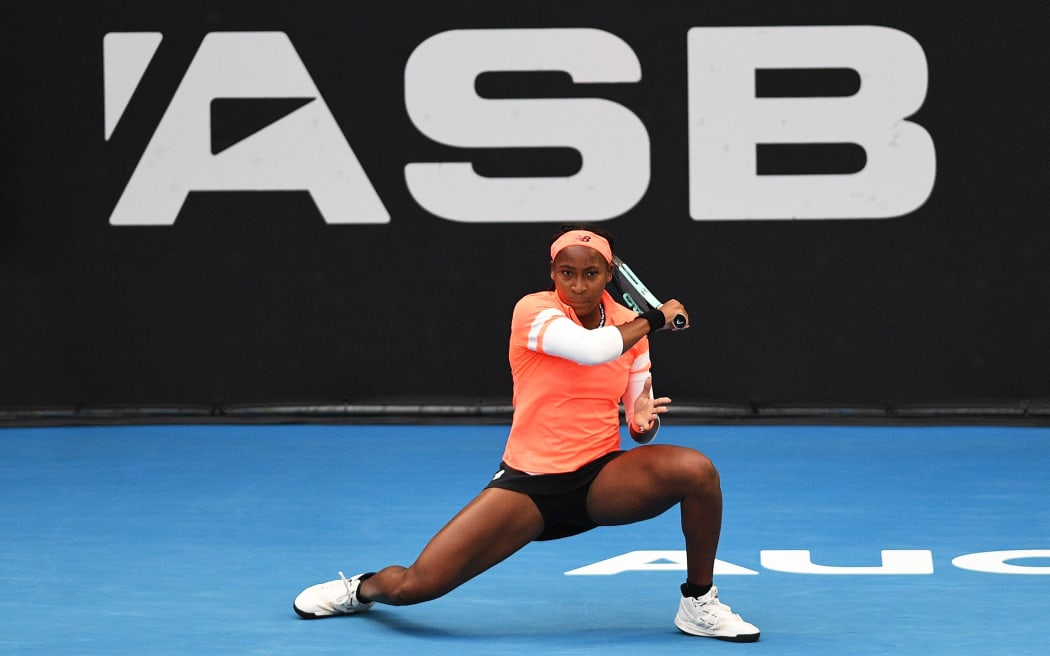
[{"left": 1, "top": 423, "right": 1047, "bottom": 655}]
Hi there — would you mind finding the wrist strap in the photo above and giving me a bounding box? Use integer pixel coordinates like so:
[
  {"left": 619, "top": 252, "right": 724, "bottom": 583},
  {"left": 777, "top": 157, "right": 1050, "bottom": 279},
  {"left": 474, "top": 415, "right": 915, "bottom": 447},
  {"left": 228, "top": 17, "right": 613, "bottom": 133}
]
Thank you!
[
  {"left": 641, "top": 308, "right": 665, "bottom": 334},
  {"left": 631, "top": 415, "right": 661, "bottom": 444}
]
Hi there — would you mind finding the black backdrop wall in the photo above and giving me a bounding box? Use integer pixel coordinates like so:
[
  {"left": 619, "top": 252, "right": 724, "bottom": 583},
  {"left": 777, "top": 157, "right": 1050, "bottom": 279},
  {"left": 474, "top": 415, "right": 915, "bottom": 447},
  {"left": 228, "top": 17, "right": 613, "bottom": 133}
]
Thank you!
[{"left": 2, "top": 1, "right": 1048, "bottom": 421}]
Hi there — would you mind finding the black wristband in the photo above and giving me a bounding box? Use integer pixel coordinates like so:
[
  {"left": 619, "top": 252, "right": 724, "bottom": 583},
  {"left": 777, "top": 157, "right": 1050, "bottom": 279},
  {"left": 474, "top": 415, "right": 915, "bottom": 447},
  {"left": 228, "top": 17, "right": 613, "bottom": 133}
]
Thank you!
[{"left": 641, "top": 308, "right": 665, "bottom": 334}]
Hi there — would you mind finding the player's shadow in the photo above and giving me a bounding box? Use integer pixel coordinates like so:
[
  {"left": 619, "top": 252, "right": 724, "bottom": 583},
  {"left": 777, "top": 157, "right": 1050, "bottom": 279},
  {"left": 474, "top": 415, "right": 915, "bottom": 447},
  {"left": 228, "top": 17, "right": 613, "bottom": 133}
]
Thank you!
[{"left": 360, "top": 608, "right": 665, "bottom": 641}]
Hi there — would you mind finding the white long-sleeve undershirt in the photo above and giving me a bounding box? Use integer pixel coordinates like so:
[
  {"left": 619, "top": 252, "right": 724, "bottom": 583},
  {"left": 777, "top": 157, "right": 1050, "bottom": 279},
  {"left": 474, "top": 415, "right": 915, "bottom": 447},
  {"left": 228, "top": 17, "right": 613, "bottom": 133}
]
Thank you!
[{"left": 527, "top": 309, "right": 624, "bottom": 366}]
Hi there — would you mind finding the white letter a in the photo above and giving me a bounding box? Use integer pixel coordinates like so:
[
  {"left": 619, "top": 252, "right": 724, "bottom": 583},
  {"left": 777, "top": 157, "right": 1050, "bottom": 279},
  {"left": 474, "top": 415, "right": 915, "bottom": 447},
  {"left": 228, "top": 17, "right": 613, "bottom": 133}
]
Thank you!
[{"left": 108, "top": 32, "right": 388, "bottom": 226}]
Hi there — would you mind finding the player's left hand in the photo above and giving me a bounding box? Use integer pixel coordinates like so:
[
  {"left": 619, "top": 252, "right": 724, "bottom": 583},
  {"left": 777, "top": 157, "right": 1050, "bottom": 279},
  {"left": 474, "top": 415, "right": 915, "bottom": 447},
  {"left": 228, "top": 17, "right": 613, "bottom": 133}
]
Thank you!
[{"left": 633, "top": 376, "right": 671, "bottom": 432}]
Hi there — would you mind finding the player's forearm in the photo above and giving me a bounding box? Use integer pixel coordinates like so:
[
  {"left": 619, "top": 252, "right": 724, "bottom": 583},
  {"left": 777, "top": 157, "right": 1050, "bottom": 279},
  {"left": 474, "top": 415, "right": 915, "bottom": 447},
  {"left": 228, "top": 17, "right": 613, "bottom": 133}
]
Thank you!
[
  {"left": 617, "top": 309, "right": 664, "bottom": 352},
  {"left": 616, "top": 317, "right": 653, "bottom": 353}
]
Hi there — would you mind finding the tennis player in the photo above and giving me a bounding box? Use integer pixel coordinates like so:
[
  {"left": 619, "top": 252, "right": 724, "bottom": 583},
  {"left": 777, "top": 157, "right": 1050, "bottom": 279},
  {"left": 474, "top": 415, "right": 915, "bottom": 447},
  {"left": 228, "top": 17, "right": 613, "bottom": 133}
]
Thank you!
[{"left": 293, "top": 225, "right": 760, "bottom": 642}]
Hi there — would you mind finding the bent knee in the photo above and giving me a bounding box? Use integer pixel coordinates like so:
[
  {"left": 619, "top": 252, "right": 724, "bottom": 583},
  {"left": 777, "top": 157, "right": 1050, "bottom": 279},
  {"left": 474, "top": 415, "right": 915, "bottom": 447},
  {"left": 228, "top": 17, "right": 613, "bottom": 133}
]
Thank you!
[{"left": 675, "top": 449, "right": 720, "bottom": 490}]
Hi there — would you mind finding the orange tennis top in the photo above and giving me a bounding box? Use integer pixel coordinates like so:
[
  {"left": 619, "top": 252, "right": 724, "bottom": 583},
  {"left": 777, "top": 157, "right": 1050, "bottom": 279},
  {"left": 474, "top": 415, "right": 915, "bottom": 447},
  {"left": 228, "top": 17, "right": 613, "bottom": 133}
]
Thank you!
[{"left": 503, "top": 290, "right": 651, "bottom": 474}]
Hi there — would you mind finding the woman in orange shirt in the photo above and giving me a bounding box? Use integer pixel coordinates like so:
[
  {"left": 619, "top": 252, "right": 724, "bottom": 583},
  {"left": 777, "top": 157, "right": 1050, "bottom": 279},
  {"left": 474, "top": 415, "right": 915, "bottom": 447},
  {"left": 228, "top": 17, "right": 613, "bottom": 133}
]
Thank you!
[{"left": 294, "top": 225, "right": 759, "bottom": 642}]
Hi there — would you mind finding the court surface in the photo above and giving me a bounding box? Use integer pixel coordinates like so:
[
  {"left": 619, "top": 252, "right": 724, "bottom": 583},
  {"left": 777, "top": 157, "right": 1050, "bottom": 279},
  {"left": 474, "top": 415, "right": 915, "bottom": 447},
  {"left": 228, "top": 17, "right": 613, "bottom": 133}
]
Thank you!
[{"left": 1, "top": 423, "right": 1047, "bottom": 655}]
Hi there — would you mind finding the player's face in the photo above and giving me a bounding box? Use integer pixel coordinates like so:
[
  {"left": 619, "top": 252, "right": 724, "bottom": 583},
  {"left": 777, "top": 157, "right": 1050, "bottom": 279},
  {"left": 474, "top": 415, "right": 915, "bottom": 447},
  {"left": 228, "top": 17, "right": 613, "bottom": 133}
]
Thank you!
[{"left": 550, "top": 246, "right": 613, "bottom": 319}]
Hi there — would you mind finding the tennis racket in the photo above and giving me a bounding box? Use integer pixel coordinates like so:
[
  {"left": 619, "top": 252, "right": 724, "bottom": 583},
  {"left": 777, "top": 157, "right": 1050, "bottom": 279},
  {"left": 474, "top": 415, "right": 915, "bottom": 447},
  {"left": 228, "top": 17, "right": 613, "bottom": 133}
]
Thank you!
[{"left": 610, "top": 255, "right": 688, "bottom": 330}]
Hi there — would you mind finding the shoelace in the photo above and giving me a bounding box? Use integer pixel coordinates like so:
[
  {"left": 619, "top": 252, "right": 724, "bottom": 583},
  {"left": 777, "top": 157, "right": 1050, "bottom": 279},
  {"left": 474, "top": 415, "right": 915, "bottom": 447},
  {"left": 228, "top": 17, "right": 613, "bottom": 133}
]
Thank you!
[
  {"left": 321, "top": 571, "right": 355, "bottom": 610},
  {"left": 337, "top": 571, "right": 353, "bottom": 604},
  {"left": 688, "top": 593, "right": 740, "bottom": 625}
]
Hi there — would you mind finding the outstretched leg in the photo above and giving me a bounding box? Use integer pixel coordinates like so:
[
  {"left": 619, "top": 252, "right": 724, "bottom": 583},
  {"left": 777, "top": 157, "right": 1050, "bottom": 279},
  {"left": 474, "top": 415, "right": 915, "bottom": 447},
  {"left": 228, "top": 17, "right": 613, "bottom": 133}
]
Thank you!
[{"left": 358, "top": 488, "right": 545, "bottom": 605}]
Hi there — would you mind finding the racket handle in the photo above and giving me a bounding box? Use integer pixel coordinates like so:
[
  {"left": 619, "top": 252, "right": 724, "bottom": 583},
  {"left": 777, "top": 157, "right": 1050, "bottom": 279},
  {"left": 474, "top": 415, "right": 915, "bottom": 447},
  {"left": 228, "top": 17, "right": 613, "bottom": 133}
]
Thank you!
[{"left": 672, "top": 313, "right": 687, "bottom": 329}]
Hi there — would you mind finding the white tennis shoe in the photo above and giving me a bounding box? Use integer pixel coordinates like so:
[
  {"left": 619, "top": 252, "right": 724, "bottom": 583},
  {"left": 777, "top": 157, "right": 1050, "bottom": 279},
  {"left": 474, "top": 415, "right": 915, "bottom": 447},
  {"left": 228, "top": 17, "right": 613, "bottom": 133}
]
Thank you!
[
  {"left": 674, "top": 585, "right": 760, "bottom": 642},
  {"left": 293, "top": 571, "right": 375, "bottom": 619}
]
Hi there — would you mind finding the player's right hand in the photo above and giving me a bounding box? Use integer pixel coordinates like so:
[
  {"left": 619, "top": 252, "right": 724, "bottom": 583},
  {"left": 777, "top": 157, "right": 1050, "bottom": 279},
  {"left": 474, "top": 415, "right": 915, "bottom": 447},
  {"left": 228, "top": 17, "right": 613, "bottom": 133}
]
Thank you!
[{"left": 659, "top": 299, "right": 689, "bottom": 330}]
